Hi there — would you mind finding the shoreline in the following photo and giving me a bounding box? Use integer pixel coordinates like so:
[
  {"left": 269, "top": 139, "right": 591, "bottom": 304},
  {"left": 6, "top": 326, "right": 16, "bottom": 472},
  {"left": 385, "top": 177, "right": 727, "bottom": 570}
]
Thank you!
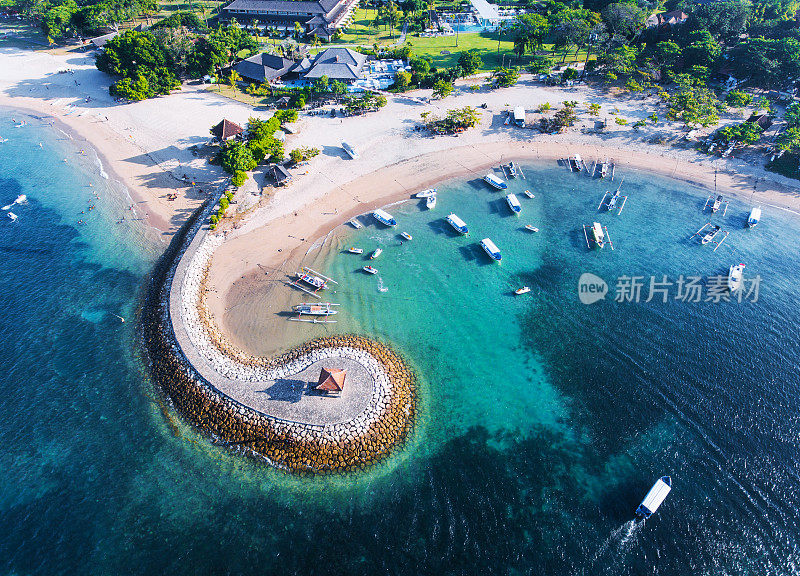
[{"left": 206, "top": 138, "right": 800, "bottom": 354}]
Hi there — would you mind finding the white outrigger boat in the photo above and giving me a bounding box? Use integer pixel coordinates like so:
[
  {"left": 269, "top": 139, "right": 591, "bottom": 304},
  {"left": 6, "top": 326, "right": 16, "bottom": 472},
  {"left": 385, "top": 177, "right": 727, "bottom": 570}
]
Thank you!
[
  {"left": 285, "top": 267, "right": 338, "bottom": 298},
  {"left": 297, "top": 272, "right": 328, "bottom": 290},
  {"left": 446, "top": 213, "right": 469, "bottom": 235},
  {"left": 747, "top": 206, "right": 761, "bottom": 227},
  {"left": 636, "top": 476, "right": 672, "bottom": 519},
  {"left": 704, "top": 193, "right": 729, "bottom": 216},
  {"left": 569, "top": 154, "right": 586, "bottom": 172},
  {"left": 426, "top": 194, "right": 437, "bottom": 209},
  {"left": 400, "top": 232, "right": 412, "bottom": 241},
  {"left": 362, "top": 265, "right": 378, "bottom": 274},
  {"left": 341, "top": 141, "right": 359, "bottom": 159},
  {"left": 484, "top": 173, "right": 508, "bottom": 190},
  {"left": 525, "top": 224, "right": 539, "bottom": 232},
  {"left": 348, "top": 247, "right": 363, "bottom": 254},
  {"left": 415, "top": 188, "right": 437, "bottom": 198},
  {"left": 598, "top": 188, "right": 628, "bottom": 215},
  {"left": 583, "top": 222, "right": 614, "bottom": 250},
  {"left": 348, "top": 218, "right": 363, "bottom": 229},
  {"left": 523, "top": 190, "right": 535, "bottom": 199},
  {"left": 505, "top": 193, "right": 522, "bottom": 214},
  {"left": 289, "top": 302, "right": 339, "bottom": 324},
  {"left": 480, "top": 238, "right": 502, "bottom": 262},
  {"left": 515, "top": 286, "right": 530, "bottom": 295},
  {"left": 372, "top": 209, "right": 397, "bottom": 227},
  {"left": 370, "top": 248, "right": 383, "bottom": 259},
  {"left": 728, "top": 263, "right": 745, "bottom": 291},
  {"left": 599, "top": 159, "right": 610, "bottom": 178},
  {"left": 691, "top": 222, "right": 729, "bottom": 251},
  {"left": 502, "top": 162, "right": 517, "bottom": 178}
]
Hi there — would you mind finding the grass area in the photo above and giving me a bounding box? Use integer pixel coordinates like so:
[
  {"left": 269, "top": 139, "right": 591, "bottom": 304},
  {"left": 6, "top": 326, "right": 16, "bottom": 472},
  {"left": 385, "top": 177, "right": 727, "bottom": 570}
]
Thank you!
[
  {"left": 337, "top": 8, "right": 404, "bottom": 45},
  {"left": 157, "top": 0, "right": 222, "bottom": 18}
]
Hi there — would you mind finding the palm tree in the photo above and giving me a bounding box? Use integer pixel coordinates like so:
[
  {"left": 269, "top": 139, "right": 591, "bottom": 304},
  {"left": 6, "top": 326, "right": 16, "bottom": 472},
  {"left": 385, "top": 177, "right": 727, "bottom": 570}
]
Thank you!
[{"left": 293, "top": 21, "right": 303, "bottom": 40}]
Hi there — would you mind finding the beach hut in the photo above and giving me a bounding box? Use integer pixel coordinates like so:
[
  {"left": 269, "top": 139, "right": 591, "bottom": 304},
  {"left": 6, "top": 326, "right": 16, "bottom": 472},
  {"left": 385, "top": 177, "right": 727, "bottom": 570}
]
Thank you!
[
  {"left": 268, "top": 164, "right": 292, "bottom": 186},
  {"left": 315, "top": 367, "right": 346, "bottom": 394},
  {"left": 211, "top": 119, "right": 244, "bottom": 142}
]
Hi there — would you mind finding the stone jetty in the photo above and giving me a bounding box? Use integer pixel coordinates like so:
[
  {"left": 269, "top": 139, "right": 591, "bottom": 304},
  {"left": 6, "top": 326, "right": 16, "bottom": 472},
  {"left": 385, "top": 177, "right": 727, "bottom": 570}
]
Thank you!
[{"left": 141, "top": 199, "right": 417, "bottom": 474}]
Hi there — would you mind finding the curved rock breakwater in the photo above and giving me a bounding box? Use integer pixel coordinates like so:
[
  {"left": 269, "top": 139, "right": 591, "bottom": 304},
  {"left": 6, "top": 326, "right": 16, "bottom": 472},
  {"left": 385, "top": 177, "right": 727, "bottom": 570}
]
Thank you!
[{"left": 141, "top": 202, "right": 417, "bottom": 474}]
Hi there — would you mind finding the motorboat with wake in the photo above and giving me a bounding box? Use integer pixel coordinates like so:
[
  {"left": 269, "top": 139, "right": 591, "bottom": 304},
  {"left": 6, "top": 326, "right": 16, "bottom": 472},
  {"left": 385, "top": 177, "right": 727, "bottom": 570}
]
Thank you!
[
  {"left": 363, "top": 265, "right": 378, "bottom": 274},
  {"left": 635, "top": 476, "right": 672, "bottom": 519}
]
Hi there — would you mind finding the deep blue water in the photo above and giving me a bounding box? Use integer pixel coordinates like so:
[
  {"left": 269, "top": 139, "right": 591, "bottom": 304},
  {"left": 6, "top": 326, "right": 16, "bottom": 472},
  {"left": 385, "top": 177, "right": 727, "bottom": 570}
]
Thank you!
[{"left": 2, "top": 107, "right": 800, "bottom": 575}]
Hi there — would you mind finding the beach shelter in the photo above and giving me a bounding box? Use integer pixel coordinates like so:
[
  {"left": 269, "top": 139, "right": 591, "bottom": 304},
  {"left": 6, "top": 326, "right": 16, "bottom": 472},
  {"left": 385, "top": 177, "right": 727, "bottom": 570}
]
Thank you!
[
  {"left": 316, "top": 367, "right": 346, "bottom": 393},
  {"left": 211, "top": 119, "right": 244, "bottom": 142}
]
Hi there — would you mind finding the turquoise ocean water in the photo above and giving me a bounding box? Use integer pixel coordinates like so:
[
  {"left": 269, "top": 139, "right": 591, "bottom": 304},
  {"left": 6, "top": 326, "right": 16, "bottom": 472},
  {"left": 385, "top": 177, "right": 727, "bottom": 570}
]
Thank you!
[{"left": 2, "top": 106, "right": 800, "bottom": 575}]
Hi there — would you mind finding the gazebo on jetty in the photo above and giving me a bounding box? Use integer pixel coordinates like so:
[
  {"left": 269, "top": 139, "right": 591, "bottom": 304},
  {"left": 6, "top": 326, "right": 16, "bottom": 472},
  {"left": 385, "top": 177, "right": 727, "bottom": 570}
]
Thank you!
[{"left": 315, "top": 367, "right": 346, "bottom": 395}]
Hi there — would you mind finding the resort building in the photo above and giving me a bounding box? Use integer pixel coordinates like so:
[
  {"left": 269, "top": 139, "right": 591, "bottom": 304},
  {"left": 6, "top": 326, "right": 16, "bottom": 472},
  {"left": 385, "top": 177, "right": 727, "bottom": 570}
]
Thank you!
[
  {"left": 233, "top": 52, "right": 300, "bottom": 83},
  {"left": 220, "top": 0, "right": 358, "bottom": 40},
  {"left": 645, "top": 10, "right": 689, "bottom": 28},
  {"left": 303, "top": 47, "right": 366, "bottom": 82}
]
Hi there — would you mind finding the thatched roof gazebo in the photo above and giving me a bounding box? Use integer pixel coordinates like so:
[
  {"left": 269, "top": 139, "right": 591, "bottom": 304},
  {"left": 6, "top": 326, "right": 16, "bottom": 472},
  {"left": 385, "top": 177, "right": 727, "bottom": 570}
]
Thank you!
[
  {"left": 210, "top": 119, "right": 244, "bottom": 142},
  {"left": 315, "top": 367, "right": 346, "bottom": 394}
]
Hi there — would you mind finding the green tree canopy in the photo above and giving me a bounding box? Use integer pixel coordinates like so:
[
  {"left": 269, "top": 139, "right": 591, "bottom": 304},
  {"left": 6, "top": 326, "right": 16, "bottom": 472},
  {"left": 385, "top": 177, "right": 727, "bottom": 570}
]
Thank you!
[
  {"left": 512, "top": 13, "right": 550, "bottom": 57},
  {"left": 458, "top": 50, "right": 483, "bottom": 76}
]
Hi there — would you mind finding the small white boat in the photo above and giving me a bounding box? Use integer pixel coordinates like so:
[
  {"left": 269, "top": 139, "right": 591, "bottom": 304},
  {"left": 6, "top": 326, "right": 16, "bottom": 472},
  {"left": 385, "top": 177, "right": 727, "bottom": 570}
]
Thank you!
[
  {"left": 297, "top": 272, "right": 327, "bottom": 290},
  {"left": 480, "top": 238, "right": 502, "bottom": 262},
  {"left": 636, "top": 476, "right": 672, "bottom": 519},
  {"left": 502, "top": 162, "right": 517, "bottom": 178},
  {"left": 370, "top": 248, "right": 383, "bottom": 259},
  {"left": 569, "top": 154, "right": 583, "bottom": 172},
  {"left": 599, "top": 160, "right": 609, "bottom": 178},
  {"left": 523, "top": 190, "right": 535, "bottom": 199},
  {"left": 515, "top": 286, "right": 530, "bottom": 295},
  {"left": 415, "top": 188, "right": 437, "bottom": 198},
  {"left": 363, "top": 265, "right": 378, "bottom": 274},
  {"left": 7, "top": 212, "right": 18, "bottom": 222},
  {"left": 446, "top": 213, "right": 469, "bottom": 235},
  {"left": 349, "top": 219, "right": 363, "bottom": 229},
  {"left": 426, "top": 194, "right": 437, "bottom": 209},
  {"left": 400, "top": 232, "right": 412, "bottom": 241},
  {"left": 2, "top": 194, "right": 27, "bottom": 211},
  {"left": 747, "top": 206, "right": 761, "bottom": 227},
  {"left": 484, "top": 173, "right": 508, "bottom": 190},
  {"left": 342, "top": 141, "right": 359, "bottom": 159},
  {"left": 728, "top": 263, "right": 745, "bottom": 291},
  {"left": 348, "top": 247, "right": 363, "bottom": 254},
  {"left": 711, "top": 194, "right": 724, "bottom": 213},
  {"left": 0, "top": 137, "right": 8, "bottom": 143},
  {"left": 372, "top": 209, "right": 397, "bottom": 227},
  {"left": 525, "top": 224, "right": 539, "bottom": 232},
  {"left": 506, "top": 193, "right": 522, "bottom": 214}
]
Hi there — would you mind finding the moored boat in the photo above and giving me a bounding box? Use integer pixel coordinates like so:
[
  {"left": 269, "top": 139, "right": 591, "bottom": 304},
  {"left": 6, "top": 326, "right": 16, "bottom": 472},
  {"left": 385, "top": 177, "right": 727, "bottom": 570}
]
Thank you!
[
  {"left": 297, "top": 272, "right": 327, "bottom": 290},
  {"left": 484, "top": 173, "right": 508, "bottom": 190},
  {"left": 348, "top": 247, "right": 363, "bottom": 254},
  {"left": 293, "top": 302, "right": 339, "bottom": 316},
  {"left": 370, "top": 248, "right": 383, "bottom": 259},
  {"left": 400, "top": 232, "right": 412, "bottom": 241},
  {"left": 515, "top": 286, "right": 530, "bottom": 295},
  {"left": 480, "top": 238, "right": 502, "bottom": 262},
  {"left": 711, "top": 194, "right": 723, "bottom": 213},
  {"left": 728, "top": 263, "right": 745, "bottom": 291},
  {"left": 506, "top": 193, "right": 522, "bottom": 214},
  {"left": 503, "top": 162, "right": 517, "bottom": 178},
  {"left": 446, "top": 213, "right": 469, "bottom": 235},
  {"left": 747, "top": 206, "right": 761, "bottom": 227},
  {"left": 372, "top": 209, "right": 397, "bottom": 227},
  {"left": 635, "top": 476, "right": 672, "bottom": 519},
  {"left": 592, "top": 222, "right": 606, "bottom": 248},
  {"left": 342, "top": 141, "right": 359, "bottom": 159},
  {"left": 7, "top": 212, "right": 17, "bottom": 222},
  {"left": 606, "top": 190, "right": 622, "bottom": 211},
  {"left": 426, "top": 194, "right": 437, "bottom": 209},
  {"left": 363, "top": 265, "right": 378, "bottom": 274},
  {"left": 600, "top": 160, "right": 609, "bottom": 178},
  {"left": 415, "top": 188, "right": 437, "bottom": 198},
  {"left": 349, "top": 219, "right": 363, "bottom": 229},
  {"left": 523, "top": 190, "right": 535, "bottom": 199},
  {"left": 525, "top": 224, "right": 539, "bottom": 232},
  {"left": 701, "top": 224, "right": 721, "bottom": 244}
]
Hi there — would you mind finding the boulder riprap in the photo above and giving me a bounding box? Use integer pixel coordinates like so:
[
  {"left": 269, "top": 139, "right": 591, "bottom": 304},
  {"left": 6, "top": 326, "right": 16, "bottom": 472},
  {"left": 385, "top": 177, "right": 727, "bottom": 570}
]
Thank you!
[{"left": 141, "top": 199, "right": 417, "bottom": 474}]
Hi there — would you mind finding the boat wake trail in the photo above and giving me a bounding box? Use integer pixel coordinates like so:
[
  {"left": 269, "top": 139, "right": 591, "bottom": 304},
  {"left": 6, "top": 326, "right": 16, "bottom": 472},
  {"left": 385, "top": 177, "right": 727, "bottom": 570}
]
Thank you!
[
  {"left": 377, "top": 276, "right": 389, "bottom": 293},
  {"left": 590, "top": 519, "right": 645, "bottom": 567}
]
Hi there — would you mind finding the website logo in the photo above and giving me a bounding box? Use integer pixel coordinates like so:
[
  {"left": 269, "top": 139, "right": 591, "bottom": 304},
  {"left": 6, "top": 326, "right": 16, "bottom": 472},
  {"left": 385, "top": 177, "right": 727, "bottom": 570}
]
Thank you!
[{"left": 578, "top": 273, "right": 608, "bottom": 304}]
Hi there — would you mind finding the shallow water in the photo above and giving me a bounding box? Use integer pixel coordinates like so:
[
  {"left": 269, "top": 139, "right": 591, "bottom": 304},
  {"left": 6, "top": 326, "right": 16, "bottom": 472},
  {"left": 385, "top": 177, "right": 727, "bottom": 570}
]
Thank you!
[{"left": 2, "top": 107, "right": 800, "bottom": 575}]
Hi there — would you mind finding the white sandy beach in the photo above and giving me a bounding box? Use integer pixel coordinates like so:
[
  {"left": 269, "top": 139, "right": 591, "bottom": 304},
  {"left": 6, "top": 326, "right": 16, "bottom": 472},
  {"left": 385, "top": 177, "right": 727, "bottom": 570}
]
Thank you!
[{"left": 2, "top": 39, "right": 799, "bottom": 350}]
